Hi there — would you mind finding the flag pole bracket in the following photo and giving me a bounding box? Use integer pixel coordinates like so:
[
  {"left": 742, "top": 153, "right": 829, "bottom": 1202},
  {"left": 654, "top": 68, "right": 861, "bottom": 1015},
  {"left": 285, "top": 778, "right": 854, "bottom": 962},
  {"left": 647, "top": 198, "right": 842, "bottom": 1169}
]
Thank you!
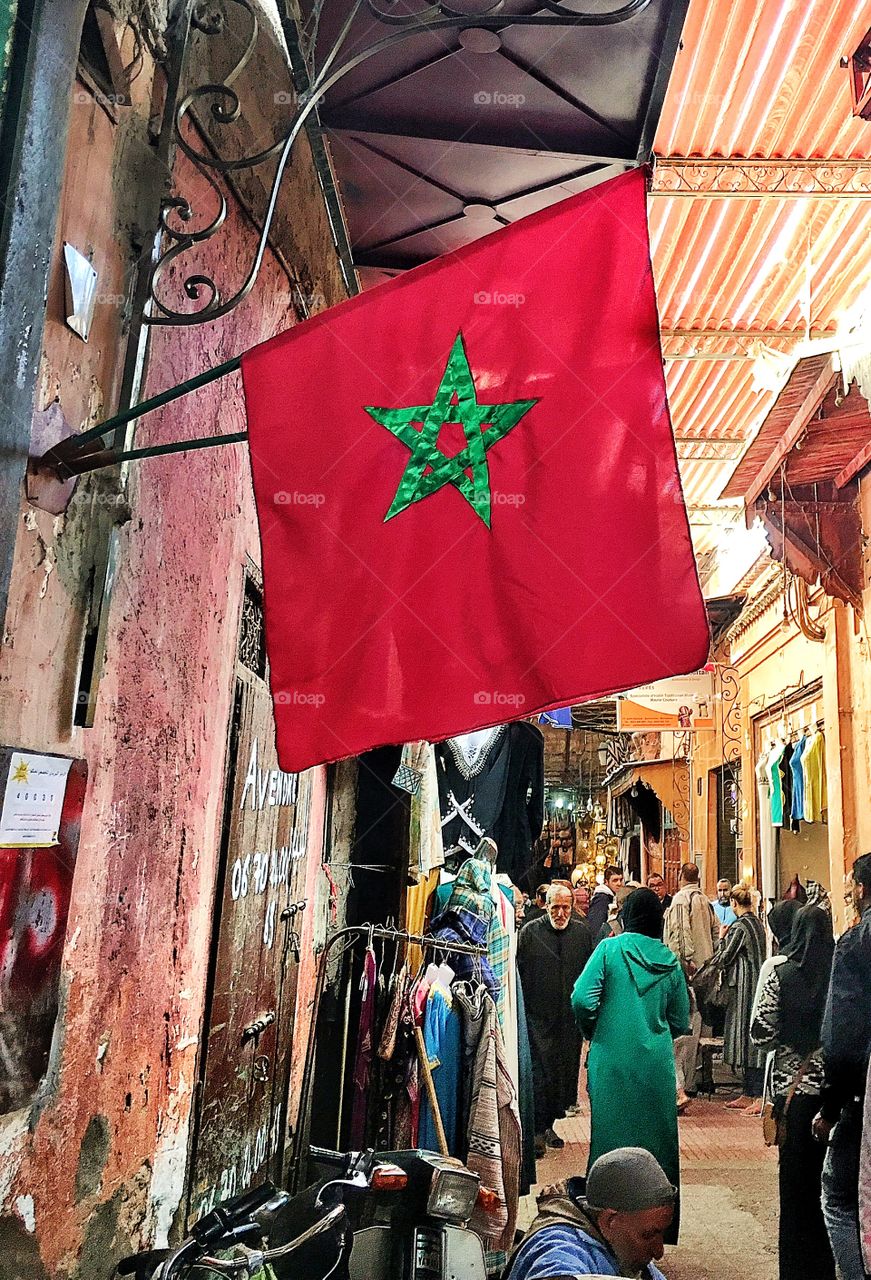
[{"left": 28, "top": 357, "right": 243, "bottom": 505}]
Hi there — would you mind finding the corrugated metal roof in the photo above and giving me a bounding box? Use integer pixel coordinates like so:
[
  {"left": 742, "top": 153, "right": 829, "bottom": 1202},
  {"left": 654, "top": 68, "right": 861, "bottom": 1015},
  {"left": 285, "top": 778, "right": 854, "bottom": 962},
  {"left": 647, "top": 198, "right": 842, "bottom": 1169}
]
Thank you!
[
  {"left": 657, "top": 3, "right": 871, "bottom": 158},
  {"left": 653, "top": 1, "right": 871, "bottom": 570}
]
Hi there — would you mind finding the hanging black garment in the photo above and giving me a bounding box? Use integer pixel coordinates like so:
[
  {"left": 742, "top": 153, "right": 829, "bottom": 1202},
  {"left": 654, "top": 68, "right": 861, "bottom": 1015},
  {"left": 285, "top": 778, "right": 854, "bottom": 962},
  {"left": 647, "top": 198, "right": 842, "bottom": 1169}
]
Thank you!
[
  {"left": 492, "top": 722, "right": 545, "bottom": 886},
  {"left": 436, "top": 723, "right": 544, "bottom": 882},
  {"left": 436, "top": 728, "right": 512, "bottom": 854},
  {"left": 779, "top": 742, "right": 794, "bottom": 829}
]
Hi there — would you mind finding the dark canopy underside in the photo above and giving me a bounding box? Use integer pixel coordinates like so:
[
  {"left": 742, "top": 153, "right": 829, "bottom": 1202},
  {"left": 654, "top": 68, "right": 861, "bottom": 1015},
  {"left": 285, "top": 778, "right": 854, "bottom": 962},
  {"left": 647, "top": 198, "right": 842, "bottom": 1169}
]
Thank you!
[{"left": 297, "top": 0, "right": 690, "bottom": 281}]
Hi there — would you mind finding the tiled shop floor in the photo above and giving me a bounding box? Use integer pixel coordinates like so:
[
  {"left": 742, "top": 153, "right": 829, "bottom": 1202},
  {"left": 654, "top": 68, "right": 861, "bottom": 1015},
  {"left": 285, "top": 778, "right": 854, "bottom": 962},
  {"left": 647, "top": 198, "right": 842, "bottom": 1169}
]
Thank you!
[{"left": 523, "top": 1092, "right": 778, "bottom": 1280}]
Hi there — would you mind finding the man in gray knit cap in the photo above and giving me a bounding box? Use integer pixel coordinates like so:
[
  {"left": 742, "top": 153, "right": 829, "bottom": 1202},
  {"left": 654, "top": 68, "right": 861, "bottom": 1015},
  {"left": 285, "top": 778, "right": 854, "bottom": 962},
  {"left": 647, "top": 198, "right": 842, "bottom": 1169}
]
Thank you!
[{"left": 506, "top": 1147, "right": 675, "bottom": 1279}]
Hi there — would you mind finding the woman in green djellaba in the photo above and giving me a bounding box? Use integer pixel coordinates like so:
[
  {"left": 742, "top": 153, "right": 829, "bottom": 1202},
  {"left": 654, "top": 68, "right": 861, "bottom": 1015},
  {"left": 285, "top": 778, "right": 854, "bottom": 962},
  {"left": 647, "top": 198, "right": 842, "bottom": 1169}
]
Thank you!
[{"left": 571, "top": 886, "right": 690, "bottom": 1244}]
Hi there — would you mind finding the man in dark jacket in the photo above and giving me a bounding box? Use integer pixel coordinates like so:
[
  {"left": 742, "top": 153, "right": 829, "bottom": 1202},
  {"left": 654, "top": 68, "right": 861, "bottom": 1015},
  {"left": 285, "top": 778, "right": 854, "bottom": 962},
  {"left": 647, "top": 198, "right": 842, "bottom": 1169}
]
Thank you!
[
  {"left": 522, "top": 884, "right": 548, "bottom": 928},
  {"left": 517, "top": 884, "right": 593, "bottom": 1157},
  {"left": 647, "top": 872, "right": 672, "bottom": 911},
  {"left": 813, "top": 851, "right": 871, "bottom": 1279},
  {"left": 586, "top": 865, "right": 624, "bottom": 937}
]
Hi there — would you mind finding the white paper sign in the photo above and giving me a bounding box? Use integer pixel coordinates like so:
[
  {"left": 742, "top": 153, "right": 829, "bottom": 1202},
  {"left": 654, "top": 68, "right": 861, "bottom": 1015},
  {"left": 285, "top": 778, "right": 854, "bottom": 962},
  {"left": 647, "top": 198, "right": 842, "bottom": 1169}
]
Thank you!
[{"left": 0, "top": 752, "right": 73, "bottom": 847}]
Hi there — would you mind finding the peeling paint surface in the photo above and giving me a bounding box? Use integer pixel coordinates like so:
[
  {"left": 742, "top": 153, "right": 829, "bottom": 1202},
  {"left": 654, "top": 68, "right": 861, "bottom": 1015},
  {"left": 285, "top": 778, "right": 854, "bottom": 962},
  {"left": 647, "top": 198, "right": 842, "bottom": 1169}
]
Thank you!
[
  {"left": 15, "top": 1193, "right": 35, "bottom": 1233},
  {"left": 149, "top": 1141, "right": 188, "bottom": 1249},
  {"left": 0, "top": 12, "right": 347, "bottom": 1275}
]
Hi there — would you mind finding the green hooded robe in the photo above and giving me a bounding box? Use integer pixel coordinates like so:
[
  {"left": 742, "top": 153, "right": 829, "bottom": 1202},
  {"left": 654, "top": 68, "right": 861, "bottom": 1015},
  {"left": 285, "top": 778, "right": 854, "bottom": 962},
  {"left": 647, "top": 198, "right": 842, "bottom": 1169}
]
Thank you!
[{"left": 571, "top": 932, "right": 690, "bottom": 1243}]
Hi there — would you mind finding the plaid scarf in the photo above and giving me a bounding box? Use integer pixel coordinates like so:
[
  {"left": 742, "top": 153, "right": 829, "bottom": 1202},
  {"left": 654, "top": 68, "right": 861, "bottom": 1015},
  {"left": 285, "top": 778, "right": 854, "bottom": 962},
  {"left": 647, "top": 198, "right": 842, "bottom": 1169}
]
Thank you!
[{"left": 446, "top": 859, "right": 510, "bottom": 1034}]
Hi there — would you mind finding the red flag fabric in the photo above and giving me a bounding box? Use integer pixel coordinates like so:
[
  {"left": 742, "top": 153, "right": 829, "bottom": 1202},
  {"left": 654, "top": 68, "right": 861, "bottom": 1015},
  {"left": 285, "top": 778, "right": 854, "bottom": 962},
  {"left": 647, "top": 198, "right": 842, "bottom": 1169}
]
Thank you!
[{"left": 242, "top": 167, "right": 709, "bottom": 773}]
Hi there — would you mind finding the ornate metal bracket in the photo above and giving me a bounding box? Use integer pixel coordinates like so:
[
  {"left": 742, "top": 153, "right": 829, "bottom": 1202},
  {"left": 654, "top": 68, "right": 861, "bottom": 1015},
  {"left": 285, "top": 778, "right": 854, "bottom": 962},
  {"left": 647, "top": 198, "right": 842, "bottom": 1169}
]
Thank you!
[
  {"left": 716, "top": 664, "right": 742, "bottom": 767},
  {"left": 146, "top": 0, "right": 652, "bottom": 326},
  {"left": 669, "top": 745, "right": 691, "bottom": 847},
  {"left": 714, "top": 663, "right": 744, "bottom": 868}
]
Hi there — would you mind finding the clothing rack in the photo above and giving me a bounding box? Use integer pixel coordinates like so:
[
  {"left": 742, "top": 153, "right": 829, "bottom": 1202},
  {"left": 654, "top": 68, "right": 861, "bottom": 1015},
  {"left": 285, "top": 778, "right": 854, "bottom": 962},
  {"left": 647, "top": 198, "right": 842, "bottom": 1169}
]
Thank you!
[{"left": 289, "top": 921, "right": 487, "bottom": 1189}]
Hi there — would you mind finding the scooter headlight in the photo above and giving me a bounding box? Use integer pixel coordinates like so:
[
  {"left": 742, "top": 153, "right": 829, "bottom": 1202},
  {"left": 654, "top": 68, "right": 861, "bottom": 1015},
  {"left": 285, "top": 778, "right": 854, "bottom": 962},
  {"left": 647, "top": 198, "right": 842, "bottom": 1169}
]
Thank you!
[{"left": 426, "top": 1167, "right": 480, "bottom": 1223}]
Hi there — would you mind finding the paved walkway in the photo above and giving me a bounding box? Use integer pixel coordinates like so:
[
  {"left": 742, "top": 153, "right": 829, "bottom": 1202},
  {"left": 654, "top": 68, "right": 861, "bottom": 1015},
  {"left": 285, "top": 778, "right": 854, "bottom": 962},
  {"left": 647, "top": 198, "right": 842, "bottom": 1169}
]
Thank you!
[{"left": 523, "top": 1091, "right": 778, "bottom": 1280}]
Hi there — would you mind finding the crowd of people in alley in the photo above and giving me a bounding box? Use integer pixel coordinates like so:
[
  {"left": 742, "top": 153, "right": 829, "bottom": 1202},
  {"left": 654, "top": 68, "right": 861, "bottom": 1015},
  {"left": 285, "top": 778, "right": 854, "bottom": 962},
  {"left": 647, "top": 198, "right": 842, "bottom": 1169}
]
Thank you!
[{"left": 503, "top": 854, "right": 871, "bottom": 1280}]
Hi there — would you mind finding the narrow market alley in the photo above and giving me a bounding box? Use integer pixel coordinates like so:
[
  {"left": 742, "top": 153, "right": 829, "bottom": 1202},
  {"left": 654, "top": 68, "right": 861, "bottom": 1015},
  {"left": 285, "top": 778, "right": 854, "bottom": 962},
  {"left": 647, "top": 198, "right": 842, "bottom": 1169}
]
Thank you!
[{"left": 530, "top": 1088, "right": 779, "bottom": 1280}]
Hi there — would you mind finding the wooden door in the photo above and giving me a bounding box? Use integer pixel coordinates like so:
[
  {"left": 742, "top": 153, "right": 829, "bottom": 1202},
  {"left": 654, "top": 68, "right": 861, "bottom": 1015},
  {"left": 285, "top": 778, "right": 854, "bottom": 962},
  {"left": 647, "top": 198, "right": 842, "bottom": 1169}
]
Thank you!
[{"left": 187, "top": 583, "right": 310, "bottom": 1221}]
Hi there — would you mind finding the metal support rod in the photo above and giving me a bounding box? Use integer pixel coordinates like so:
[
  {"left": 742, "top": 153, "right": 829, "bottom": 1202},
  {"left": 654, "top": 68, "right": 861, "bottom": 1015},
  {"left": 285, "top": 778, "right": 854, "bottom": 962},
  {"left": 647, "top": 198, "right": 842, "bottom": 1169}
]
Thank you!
[
  {"left": 54, "top": 319, "right": 812, "bottom": 474},
  {"left": 47, "top": 355, "right": 242, "bottom": 458},
  {"left": 54, "top": 430, "right": 249, "bottom": 478}
]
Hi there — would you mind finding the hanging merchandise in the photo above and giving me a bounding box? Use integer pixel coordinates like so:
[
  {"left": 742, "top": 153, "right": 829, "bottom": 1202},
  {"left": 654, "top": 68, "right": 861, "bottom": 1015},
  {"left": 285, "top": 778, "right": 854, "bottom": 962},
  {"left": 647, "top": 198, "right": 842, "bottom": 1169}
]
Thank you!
[
  {"left": 462, "top": 986, "right": 522, "bottom": 1256},
  {"left": 402, "top": 741, "right": 445, "bottom": 883},
  {"left": 295, "top": 910, "right": 530, "bottom": 1274},
  {"left": 541, "top": 801, "right": 576, "bottom": 876},
  {"left": 430, "top": 856, "right": 525, "bottom": 1270},
  {"left": 436, "top": 724, "right": 544, "bottom": 883},
  {"left": 766, "top": 738, "right": 787, "bottom": 828},
  {"left": 433, "top": 857, "right": 511, "bottom": 1038},
  {"left": 438, "top": 729, "right": 510, "bottom": 856},
  {"left": 348, "top": 941, "right": 378, "bottom": 1147},
  {"left": 608, "top": 789, "right": 635, "bottom": 840},
  {"left": 778, "top": 739, "right": 794, "bottom": 828},
  {"left": 755, "top": 752, "right": 777, "bottom": 901},
  {"left": 789, "top": 733, "right": 807, "bottom": 832},
  {"left": 431, "top": 850, "right": 536, "bottom": 1209},
  {"left": 802, "top": 727, "right": 827, "bottom": 822},
  {"left": 418, "top": 973, "right": 462, "bottom": 1154}
]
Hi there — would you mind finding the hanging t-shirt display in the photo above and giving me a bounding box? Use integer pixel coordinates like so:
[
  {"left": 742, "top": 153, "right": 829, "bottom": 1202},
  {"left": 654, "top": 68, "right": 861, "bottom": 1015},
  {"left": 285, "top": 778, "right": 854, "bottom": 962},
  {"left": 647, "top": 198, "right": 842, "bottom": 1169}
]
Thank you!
[
  {"left": 802, "top": 730, "right": 827, "bottom": 822},
  {"left": 789, "top": 735, "right": 807, "bottom": 831},
  {"left": 778, "top": 741, "right": 794, "bottom": 827},
  {"left": 756, "top": 754, "right": 776, "bottom": 901},
  {"left": 767, "top": 742, "right": 787, "bottom": 827}
]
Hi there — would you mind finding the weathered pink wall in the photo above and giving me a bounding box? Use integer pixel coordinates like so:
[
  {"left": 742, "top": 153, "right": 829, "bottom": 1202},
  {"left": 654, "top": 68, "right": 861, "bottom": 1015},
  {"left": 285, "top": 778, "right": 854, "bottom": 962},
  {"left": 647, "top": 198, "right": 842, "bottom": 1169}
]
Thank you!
[{"left": 0, "top": 47, "right": 347, "bottom": 1278}]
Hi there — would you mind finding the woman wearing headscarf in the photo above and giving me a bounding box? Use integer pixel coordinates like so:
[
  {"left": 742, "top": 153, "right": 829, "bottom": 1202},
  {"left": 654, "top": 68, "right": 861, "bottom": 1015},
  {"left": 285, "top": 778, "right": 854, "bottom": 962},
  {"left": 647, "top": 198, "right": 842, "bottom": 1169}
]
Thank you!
[
  {"left": 718, "top": 884, "right": 768, "bottom": 1112},
  {"left": 751, "top": 905, "right": 836, "bottom": 1279},
  {"left": 750, "top": 899, "right": 802, "bottom": 1026},
  {"left": 571, "top": 888, "right": 691, "bottom": 1244}
]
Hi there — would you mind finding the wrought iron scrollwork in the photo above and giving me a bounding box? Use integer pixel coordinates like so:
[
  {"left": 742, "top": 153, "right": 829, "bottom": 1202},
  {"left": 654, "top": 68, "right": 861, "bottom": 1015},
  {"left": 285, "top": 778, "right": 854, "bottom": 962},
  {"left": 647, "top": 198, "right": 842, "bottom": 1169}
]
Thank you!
[
  {"left": 669, "top": 746, "right": 691, "bottom": 847},
  {"left": 715, "top": 663, "right": 744, "bottom": 876},
  {"left": 717, "top": 664, "right": 742, "bottom": 765},
  {"left": 145, "top": 0, "right": 653, "bottom": 326},
  {"left": 148, "top": 162, "right": 229, "bottom": 321}
]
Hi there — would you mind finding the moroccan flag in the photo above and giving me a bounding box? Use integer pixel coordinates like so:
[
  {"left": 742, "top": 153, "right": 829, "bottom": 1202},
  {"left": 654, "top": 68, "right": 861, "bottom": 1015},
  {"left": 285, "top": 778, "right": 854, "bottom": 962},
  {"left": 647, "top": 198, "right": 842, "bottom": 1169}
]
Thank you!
[{"left": 242, "top": 167, "right": 709, "bottom": 774}]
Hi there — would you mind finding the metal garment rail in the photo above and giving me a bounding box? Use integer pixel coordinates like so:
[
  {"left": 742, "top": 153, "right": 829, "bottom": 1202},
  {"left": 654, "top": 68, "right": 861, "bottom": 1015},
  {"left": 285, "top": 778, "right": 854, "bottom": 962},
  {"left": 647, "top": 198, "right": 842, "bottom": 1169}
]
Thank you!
[{"left": 288, "top": 921, "right": 487, "bottom": 1190}]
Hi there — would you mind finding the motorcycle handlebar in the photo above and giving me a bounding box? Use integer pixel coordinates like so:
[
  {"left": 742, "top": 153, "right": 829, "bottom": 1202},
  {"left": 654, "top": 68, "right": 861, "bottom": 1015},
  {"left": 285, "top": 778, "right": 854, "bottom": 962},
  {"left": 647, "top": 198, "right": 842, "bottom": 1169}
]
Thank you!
[
  {"left": 223, "top": 1180, "right": 277, "bottom": 1219},
  {"left": 191, "top": 1180, "right": 277, "bottom": 1245}
]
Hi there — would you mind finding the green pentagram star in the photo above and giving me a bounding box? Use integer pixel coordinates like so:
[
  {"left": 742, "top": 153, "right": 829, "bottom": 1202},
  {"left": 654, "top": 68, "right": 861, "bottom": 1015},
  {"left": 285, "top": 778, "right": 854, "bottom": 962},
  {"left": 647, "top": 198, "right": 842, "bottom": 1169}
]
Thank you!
[{"left": 365, "top": 332, "right": 538, "bottom": 527}]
